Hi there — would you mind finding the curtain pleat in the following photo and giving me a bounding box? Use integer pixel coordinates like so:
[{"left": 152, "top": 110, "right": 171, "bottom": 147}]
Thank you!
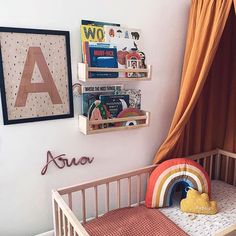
[
  {"left": 153, "top": 0, "right": 233, "bottom": 164},
  {"left": 168, "top": 6, "right": 236, "bottom": 183}
]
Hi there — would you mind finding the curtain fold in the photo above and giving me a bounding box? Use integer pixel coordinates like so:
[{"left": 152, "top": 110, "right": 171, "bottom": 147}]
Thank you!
[
  {"left": 176, "top": 6, "right": 236, "bottom": 183},
  {"left": 153, "top": 0, "right": 233, "bottom": 164},
  {"left": 178, "top": 6, "right": 236, "bottom": 153}
]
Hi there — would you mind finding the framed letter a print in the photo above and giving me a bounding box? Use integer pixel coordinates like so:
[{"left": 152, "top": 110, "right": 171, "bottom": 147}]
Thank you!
[{"left": 0, "top": 27, "right": 74, "bottom": 125}]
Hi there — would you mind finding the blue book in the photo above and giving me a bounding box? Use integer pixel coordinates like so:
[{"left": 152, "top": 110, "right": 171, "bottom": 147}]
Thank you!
[{"left": 89, "top": 47, "right": 118, "bottom": 78}]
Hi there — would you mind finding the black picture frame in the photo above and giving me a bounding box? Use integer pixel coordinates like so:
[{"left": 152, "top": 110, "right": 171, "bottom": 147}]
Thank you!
[{"left": 0, "top": 27, "right": 74, "bottom": 125}]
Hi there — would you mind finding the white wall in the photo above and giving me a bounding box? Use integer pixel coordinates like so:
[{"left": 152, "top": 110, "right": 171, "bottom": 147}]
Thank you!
[{"left": 0, "top": 0, "right": 191, "bottom": 235}]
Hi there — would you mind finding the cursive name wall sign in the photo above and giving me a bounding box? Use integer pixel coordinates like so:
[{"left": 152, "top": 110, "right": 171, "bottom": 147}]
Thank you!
[{"left": 41, "top": 151, "right": 94, "bottom": 175}]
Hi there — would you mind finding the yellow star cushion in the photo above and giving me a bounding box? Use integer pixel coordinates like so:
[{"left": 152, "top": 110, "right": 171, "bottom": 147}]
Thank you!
[{"left": 180, "top": 188, "right": 217, "bottom": 215}]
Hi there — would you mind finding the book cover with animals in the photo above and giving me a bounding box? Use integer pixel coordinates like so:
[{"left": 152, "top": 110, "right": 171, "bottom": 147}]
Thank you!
[
  {"left": 115, "top": 89, "right": 141, "bottom": 109},
  {"left": 104, "top": 26, "right": 144, "bottom": 52},
  {"left": 104, "top": 26, "right": 146, "bottom": 77},
  {"left": 100, "top": 94, "right": 129, "bottom": 118},
  {"left": 88, "top": 46, "right": 118, "bottom": 78}
]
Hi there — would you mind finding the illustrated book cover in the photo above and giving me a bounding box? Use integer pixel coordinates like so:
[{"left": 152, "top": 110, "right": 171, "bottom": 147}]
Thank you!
[
  {"left": 80, "top": 24, "right": 104, "bottom": 62},
  {"left": 104, "top": 26, "right": 146, "bottom": 77},
  {"left": 82, "top": 92, "right": 112, "bottom": 117},
  {"left": 104, "top": 26, "right": 144, "bottom": 52},
  {"left": 81, "top": 20, "right": 120, "bottom": 62},
  {"left": 100, "top": 94, "right": 129, "bottom": 118},
  {"left": 82, "top": 85, "right": 123, "bottom": 116},
  {"left": 88, "top": 46, "right": 118, "bottom": 78},
  {"left": 115, "top": 89, "right": 141, "bottom": 109}
]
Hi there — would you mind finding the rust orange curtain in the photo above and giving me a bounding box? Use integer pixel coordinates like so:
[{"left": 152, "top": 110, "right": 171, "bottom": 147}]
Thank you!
[
  {"left": 176, "top": 6, "right": 236, "bottom": 156},
  {"left": 176, "top": 6, "right": 236, "bottom": 183},
  {"left": 153, "top": 0, "right": 234, "bottom": 164}
]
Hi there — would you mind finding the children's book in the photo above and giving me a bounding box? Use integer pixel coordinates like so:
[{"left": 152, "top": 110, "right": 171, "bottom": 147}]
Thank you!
[
  {"left": 81, "top": 84, "right": 123, "bottom": 93},
  {"left": 81, "top": 25, "right": 105, "bottom": 43},
  {"left": 115, "top": 89, "right": 141, "bottom": 109},
  {"left": 100, "top": 94, "right": 129, "bottom": 118},
  {"left": 88, "top": 46, "right": 118, "bottom": 78},
  {"left": 82, "top": 92, "right": 112, "bottom": 117},
  {"left": 84, "top": 42, "right": 117, "bottom": 63},
  {"left": 104, "top": 26, "right": 146, "bottom": 77},
  {"left": 103, "top": 38, "right": 136, "bottom": 77},
  {"left": 81, "top": 20, "right": 120, "bottom": 62},
  {"left": 82, "top": 85, "right": 123, "bottom": 116},
  {"left": 81, "top": 24, "right": 105, "bottom": 62},
  {"left": 104, "top": 26, "right": 144, "bottom": 52}
]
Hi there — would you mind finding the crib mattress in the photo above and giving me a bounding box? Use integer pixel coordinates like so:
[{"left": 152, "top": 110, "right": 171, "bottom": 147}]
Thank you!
[
  {"left": 159, "top": 180, "right": 236, "bottom": 236},
  {"left": 83, "top": 205, "right": 188, "bottom": 236}
]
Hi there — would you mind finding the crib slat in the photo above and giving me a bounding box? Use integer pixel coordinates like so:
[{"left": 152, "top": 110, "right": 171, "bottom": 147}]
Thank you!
[
  {"left": 216, "top": 154, "right": 221, "bottom": 180},
  {"left": 58, "top": 207, "right": 63, "bottom": 236},
  {"left": 94, "top": 186, "right": 98, "bottom": 218},
  {"left": 203, "top": 157, "right": 207, "bottom": 169},
  {"left": 209, "top": 155, "right": 213, "bottom": 179},
  {"left": 225, "top": 156, "right": 229, "bottom": 183},
  {"left": 234, "top": 160, "right": 236, "bottom": 186},
  {"left": 117, "top": 180, "right": 121, "bottom": 209},
  {"left": 106, "top": 183, "right": 109, "bottom": 212},
  {"left": 63, "top": 214, "right": 68, "bottom": 236},
  {"left": 68, "top": 223, "right": 73, "bottom": 236},
  {"left": 128, "top": 177, "right": 131, "bottom": 206},
  {"left": 73, "top": 229, "right": 78, "bottom": 236},
  {"left": 52, "top": 199, "right": 59, "bottom": 236},
  {"left": 81, "top": 189, "right": 86, "bottom": 224},
  {"left": 68, "top": 193, "right": 72, "bottom": 210},
  {"left": 137, "top": 175, "right": 141, "bottom": 205},
  {"left": 196, "top": 158, "right": 200, "bottom": 164}
]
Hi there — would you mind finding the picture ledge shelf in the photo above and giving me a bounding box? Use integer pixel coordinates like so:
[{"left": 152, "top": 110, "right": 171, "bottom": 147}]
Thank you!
[
  {"left": 78, "top": 63, "right": 152, "bottom": 83},
  {"left": 79, "top": 110, "right": 150, "bottom": 135}
]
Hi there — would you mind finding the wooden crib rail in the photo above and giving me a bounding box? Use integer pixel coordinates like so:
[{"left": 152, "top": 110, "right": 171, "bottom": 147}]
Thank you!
[
  {"left": 52, "top": 149, "right": 236, "bottom": 236},
  {"left": 188, "top": 149, "right": 236, "bottom": 185},
  {"left": 218, "top": 149, "right": 236, "bottom": 185},
  {"left": 187, "top": 149, "right": 218, "bottom": 161},
  {"left": 52, "top": 190, "right": 89, "bottom": 236},
  {"left": 218, "top": 149, "right": 236, "bottom": 159},
  {"left": 57, "top": 165, "right": 157, "bottom": 195},
  {"left": 57, "top": 164, "right": 156, "bottom": 225}
]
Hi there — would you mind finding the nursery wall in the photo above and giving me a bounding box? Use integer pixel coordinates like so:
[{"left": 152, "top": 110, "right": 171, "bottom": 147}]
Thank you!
[{"left": 0, "top": 0, "right": 191, "bottom": 235}]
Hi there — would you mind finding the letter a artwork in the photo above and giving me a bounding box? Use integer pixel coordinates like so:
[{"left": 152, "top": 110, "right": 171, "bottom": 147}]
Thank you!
[
  {"left": 0, "top": 29, "right": 73, "bottom": 124},
  {"left": 15, "top": 47, "right": 62, "bottom": 107}
]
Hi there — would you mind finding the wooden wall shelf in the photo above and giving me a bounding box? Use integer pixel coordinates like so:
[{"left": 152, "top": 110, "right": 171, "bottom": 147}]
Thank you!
[
  {"left": 79, "top": 111, "right": 150, "bottom": 135},
  {"left": 78, "top": 63, "right": 152, "bottom": 83}
]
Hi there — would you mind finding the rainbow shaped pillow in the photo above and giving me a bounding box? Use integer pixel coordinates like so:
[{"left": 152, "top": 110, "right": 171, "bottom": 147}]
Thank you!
[{"left": 145, "top": 158, "right": 211, "bottom": 208}]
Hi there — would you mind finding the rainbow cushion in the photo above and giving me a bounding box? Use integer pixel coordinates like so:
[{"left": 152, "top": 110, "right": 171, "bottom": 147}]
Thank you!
[{"left": 145, "top": 158, "right": 211, "bottom": 208}]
